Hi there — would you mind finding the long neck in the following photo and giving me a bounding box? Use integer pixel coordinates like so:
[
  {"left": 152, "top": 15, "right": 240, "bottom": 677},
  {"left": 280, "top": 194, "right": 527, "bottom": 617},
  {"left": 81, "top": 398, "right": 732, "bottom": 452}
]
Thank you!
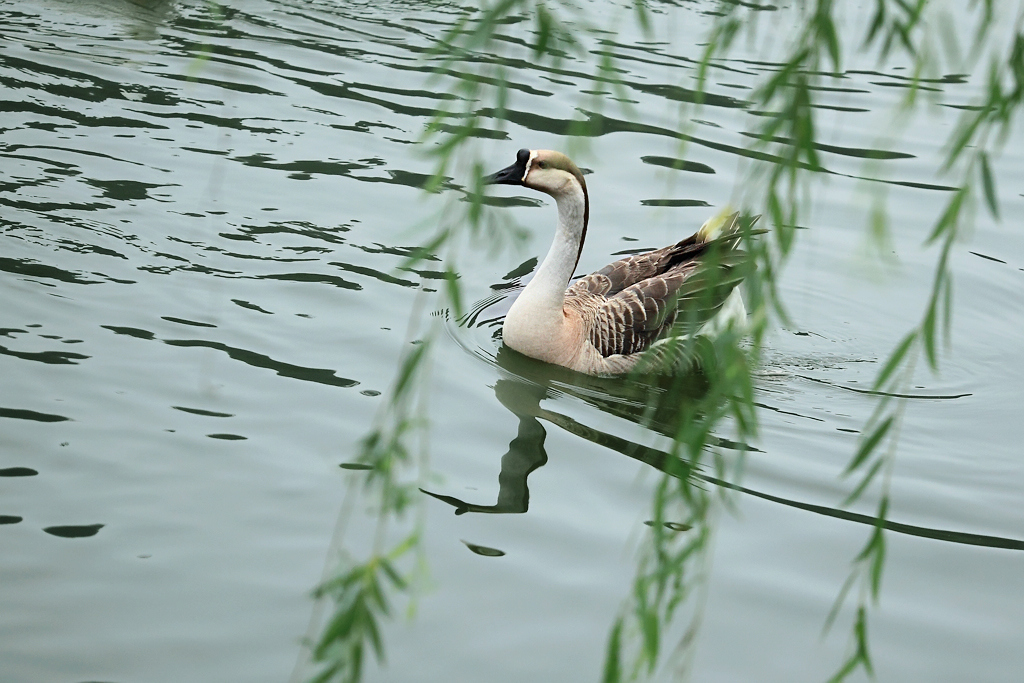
[{"left": 519, "top": 183, "right": 588, "bottom": 313}]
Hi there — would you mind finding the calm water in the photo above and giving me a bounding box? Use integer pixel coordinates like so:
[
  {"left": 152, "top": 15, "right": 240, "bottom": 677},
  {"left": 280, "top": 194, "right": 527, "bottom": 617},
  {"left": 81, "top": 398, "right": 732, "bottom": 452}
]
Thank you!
[{"left": 2, "top": 1, "right": 1022, "bottom": 682}]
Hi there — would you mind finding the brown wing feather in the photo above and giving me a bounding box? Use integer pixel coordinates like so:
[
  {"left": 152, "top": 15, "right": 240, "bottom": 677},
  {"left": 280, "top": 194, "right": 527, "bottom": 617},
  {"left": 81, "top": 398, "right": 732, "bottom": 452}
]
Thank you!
[
  {"left": 587, "top": 264, "right": 695, "bottom": 357},
  {"left": 584, "top": 255, "right": 750, "bottom": 357},
  {"left": 568, "top": 212, "right": 755, "bottom": 358},
  {"left": 569, "top": 212, "right": 750, "bottom": 298},
  {"left": 569, "top": 233, "right": 701, "bottom": 298}
]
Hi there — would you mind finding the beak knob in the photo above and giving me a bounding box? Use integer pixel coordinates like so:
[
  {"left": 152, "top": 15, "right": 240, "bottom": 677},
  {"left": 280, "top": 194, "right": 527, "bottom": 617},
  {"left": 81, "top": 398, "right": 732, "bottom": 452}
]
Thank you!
[{"left": 486, "top": 148, "right": 531, "bottom": 185}]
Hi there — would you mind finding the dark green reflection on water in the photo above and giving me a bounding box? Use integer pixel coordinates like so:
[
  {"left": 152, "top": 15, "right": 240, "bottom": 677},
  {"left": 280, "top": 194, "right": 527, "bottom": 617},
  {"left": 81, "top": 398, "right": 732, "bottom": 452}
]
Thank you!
[
  {"left": 0, "top": 467, "right": 39, "bottom": 477},
  {"left": 164, "top": 339, "right": 359, "bottom": 388},
  {"left": 100, "top": 325, "right": 359, "bottom": 388},
  {"left": 461, "top": 540, "right": 506, "bottom": 557},
  {"left": 640, "top": 156, "right": 716, "bottom": 174},
  {"left": 172, "top": 406, "right": 233, "bottom": 418},
  {"left": 42, "top": 523, "right": 104, "bottom": 538},
  {"left": 0, "top": 344, "right": 89, "bottom": 365},
  {"left": 0, "top": 407, "right": 70, "bottom": 422},
  {"left": 0, "top": 257, "right": 102, "bottom": 285}
]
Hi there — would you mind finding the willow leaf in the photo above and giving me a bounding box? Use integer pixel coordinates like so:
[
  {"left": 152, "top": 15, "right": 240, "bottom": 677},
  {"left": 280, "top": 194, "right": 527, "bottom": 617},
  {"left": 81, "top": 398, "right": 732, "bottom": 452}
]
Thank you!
[
  {"left": 393, "top": 340, "right": 429, "bottom": 401},
  {"left": 364, "top": 608, "right": 385, "bottom": 663},
  {"left": 926, "top": 187, "right": 962, "bottom": 243},
  {"left": 823, "top": 572, "right": 858, "bottom": 635},
  {"left": 845, "top": 416, "right": 893, "bottom": 475},
  {"left": 641, "top": 608, "right": 660, "bottom": 670},
  {"left": 444, "top": 267, "right": 463, "bottom": 318},
  {"left": 922, "top": 292, "right": 939, "bottom": 370},
  {"left": 602, "top": 618, "right": 623, "bottom": 683},
  {"left": 855, "top": 606, "right": 874, "bottom": 675},
  {"left": 316, "top": 597, "right": 364, "bottom": 658},
  {"left": 942, "top": 273, "right": 954, "bottom": 346},
  {"left": 979, "top": 151, "right": 999, "bottom": 218},
  {"left": 874, "top": 331, "right": 917, "bottom": 391},
  {"left": 869, "top": 524, "right": 887, "bottom": 598},
  {"left": 826, "top": 651, "right": 861, "bottom": 683}
]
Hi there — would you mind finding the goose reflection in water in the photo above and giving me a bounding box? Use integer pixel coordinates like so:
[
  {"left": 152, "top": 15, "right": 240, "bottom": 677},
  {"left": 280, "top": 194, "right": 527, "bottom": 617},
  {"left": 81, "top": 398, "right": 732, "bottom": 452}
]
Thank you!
[
  {"left": 420, "top": 377, "right": 548, "bottom": 516},
  {"left": 422, "top": 345, "right": 1024, "bottom": 553},
  {"left": 420, "top": 343, "right": 721, "bottom": 516}
]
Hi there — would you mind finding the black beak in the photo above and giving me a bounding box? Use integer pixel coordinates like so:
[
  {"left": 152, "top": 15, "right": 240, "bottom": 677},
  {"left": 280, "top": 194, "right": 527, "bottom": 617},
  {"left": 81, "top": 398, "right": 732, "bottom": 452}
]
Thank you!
[{"left": 485, "top": 148, "right": 531, "bottom": 185}]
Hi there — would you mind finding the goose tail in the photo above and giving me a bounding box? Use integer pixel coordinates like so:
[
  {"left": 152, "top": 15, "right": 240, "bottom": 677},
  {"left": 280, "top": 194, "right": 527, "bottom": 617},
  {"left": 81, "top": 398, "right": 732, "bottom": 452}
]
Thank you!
[{"left": 696, "top": 207, "right": 742, "bottom": 243}]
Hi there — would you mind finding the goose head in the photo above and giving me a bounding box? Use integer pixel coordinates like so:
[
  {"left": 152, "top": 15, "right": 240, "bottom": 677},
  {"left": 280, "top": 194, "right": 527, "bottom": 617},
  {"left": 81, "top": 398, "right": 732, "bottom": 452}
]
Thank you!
[
  {"left": 486, "top": 148, "right": 587, "bottom": 199},
  {"left": 486, "top": 148, "right": 590, "bottom": 261}
]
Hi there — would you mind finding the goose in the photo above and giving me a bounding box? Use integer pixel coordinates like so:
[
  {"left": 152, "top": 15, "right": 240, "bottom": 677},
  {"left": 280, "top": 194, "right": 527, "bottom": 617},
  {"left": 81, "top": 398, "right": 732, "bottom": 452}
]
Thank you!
[{"left": 486, "top": 148, "right": 757, "bottom": 376}]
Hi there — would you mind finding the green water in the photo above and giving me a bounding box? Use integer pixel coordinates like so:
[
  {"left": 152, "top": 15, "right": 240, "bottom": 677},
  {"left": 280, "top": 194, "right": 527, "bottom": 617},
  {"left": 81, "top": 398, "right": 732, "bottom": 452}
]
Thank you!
[{"left": 1, "top": 1, "right": 1022, "bottom": 681}]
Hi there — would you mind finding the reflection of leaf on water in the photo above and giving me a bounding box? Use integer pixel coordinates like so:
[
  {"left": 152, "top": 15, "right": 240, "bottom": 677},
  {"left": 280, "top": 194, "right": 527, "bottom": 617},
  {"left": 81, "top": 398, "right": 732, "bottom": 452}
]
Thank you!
[
  {"left": 644, "top": 521, "right": 693, "bottom": 532},
  {"left": 43, "top": 523, "right": 104, "bottom": 538},
  {"left": 461, "top": 540, "right": 506, "bottom": 557}
]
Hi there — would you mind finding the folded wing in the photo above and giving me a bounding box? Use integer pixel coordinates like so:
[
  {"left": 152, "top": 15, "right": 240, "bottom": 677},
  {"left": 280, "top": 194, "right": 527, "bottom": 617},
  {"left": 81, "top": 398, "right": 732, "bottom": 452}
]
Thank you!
[{"left": 567, "top": 213, "right": 756, "bottom": 359}]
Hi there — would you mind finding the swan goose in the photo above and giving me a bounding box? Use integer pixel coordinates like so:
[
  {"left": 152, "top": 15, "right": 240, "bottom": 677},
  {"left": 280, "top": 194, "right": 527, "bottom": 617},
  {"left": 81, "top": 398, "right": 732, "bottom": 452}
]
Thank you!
[{"left": 486, "top": 148, "right": 756, "bottom": 376}]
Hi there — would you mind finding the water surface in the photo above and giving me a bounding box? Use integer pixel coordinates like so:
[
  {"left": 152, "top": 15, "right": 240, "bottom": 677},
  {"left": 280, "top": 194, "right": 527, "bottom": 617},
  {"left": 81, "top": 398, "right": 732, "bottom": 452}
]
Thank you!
[{"left": 1, "top": 1, "right": 1022, "bottom": 682}]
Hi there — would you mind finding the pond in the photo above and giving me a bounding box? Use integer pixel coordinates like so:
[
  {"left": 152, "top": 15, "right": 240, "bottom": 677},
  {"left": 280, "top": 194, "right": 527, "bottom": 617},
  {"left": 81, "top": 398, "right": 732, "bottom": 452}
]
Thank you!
[{"left": 1, "top": 1, "right": 1022, "bottom": 682}]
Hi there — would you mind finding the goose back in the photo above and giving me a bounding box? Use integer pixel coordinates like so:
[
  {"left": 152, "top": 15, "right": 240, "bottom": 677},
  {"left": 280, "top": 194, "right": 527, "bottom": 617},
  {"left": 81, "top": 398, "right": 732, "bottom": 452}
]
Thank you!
[{"left": 566, "top": 212, "right": 755, "bottom": 363}]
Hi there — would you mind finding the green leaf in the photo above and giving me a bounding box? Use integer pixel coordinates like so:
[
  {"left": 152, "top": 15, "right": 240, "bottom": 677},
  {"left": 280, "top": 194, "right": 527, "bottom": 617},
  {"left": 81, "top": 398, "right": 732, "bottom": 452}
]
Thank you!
[
  {"left": 942, "top": 273, "right": 954, "bottom": 347},
  {"left": 817, "top": 11, "right": 841, "bottom": 71},
  {"left": 378, "top": 558, "right": 408, "bottom": 590},
  {"left": 845, "top": 416, "right": 893, "bottom": 475},
  {"left": 351, "top": 641, "right": 364, "bottom": 682},
  {"left": 823, "top": 572, "right": 858, "bottom": 635},
  {"left": 316, "top": 596, "right": 364, "bottom": 657},
  {"left": 855, "top": 606, "right": 874, "bottom": 675},
  {"left": 393, "top": 339, "right": 429, "bottom": 400},
  {"left": 826, "top": 651, "right": 861, "bottom": 683},
  {"left": 945, "top": 114, "right": 983, "bottom": 168},
  {"left": 640, "top": 608, "right": 660, "bottom": 670},
  {"left": 874, "top": 332, "right": 917, "bottom": 391},
  {"left": 534, "top": 4, "right": 552, "bottom": 56},
  {"left": 634, "top": 0, "right": 652, "bottom": 35},
  {"left": 864, "top": 0, "right": 886, "bottom": 47},
  {"left": 365, "top": 570, "right": 391, "bottom": 614},
  {"left": 767, "top": 191, "right": 784, "bottom": 243},
  {"left": 307, "top": 662, "right": 337, "bottom": 683},
  {"left": 388, "top": 530, "right": 420, "bottom": 562},
  {"left": 364, "top": 607, "right": 385, "bottom": 662},
  {"left": 842, "top": 457, "right": 885, "bottom": 507},
  {"left": 404, "top": 229, "right": 449, "bottom": 269},
  {"left": 979, "top": 151, "right": 999, "bottom": 218},
  {"left": 922, "top": 290, "right": 939, "bottom": 369},
  {"left": 602, "top": 618, "right": 623, "bottom": 683},
  {"left": 444, "top": 266, "right": 464, "bottom": 318},
  {"left": 869, "top": 517, "right": 888, "bottom": 598}
]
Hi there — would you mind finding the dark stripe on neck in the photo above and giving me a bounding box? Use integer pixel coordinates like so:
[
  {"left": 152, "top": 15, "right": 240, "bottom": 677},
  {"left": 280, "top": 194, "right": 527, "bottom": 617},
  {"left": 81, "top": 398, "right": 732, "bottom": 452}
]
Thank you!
[{"left": 571, "top": 176, "right": 589, "bottom": 278}]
